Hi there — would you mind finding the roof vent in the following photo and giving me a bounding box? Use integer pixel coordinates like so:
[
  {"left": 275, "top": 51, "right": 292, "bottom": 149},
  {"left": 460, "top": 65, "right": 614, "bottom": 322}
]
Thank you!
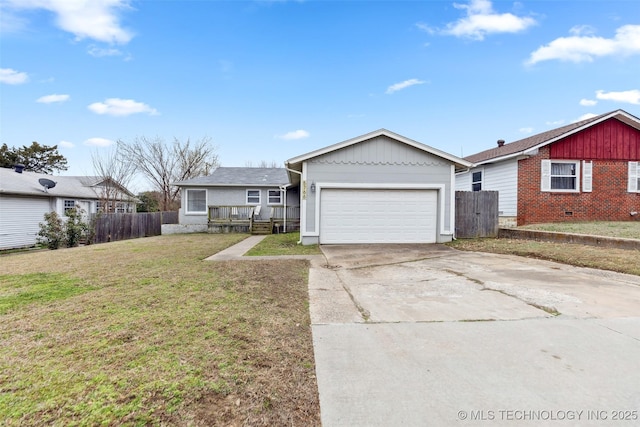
[
  {"left": 14, "top": 164, "right": 25, "bottom": 173},
  {"left": 497, "top": 139, "right": 505, "bottom": 147}
]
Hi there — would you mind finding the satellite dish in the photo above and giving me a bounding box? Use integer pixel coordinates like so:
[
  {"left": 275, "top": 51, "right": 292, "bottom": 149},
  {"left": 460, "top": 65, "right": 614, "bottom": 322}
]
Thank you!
[{"left": 38, "top": 178, "right": 57, "bottom": 192}]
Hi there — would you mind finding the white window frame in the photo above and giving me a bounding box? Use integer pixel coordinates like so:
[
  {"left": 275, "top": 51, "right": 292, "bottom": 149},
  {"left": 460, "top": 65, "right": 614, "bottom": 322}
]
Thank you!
[
  {"left": 629, "top": 162, "right": 640, "bottom": 193},
  {"left": 541, "top": 160, "right": 580, "bottom": 192},
  {"left": 246, "top": 189, "right": 261, "bottom": 205},
  {"left": 185, "top": 189, "right": 207, "bottom": 215},
  {"left": 267, "top": 189, "right": 283, "bottom": 205},
  {"left": 471, "top": 169, "right": 483, "bottom": 192},
  {"left": 64, "top": 199, "right": 76, "bottom": 214}
]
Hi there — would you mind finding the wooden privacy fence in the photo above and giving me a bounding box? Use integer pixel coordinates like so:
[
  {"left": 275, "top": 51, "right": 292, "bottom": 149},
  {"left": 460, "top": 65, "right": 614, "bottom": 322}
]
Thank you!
[
  {"left": 455, "top": 191, "right": 499, "bottom": 238},
  {"left": 92, "top": 211, "right": 178, "bottom": 243}
]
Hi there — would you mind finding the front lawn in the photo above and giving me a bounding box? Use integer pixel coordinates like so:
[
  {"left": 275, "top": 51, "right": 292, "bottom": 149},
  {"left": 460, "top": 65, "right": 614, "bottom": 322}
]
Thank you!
[
  {"left": 0, "top": 234, "right": 320, "bottom": 426},
  {"left": 517, "top": 221, "right": 640, "bottom": 240},
  {"left": 245, "top": 232, "right": 322, "bottom": 256}
]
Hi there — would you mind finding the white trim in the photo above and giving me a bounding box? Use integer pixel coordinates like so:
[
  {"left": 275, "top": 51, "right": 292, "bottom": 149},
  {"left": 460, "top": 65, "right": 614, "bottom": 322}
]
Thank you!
[
  {"left": 286, "top": 129, "right": 472, "bottom": 169},
  {"left": 185, "top": 188, "right": 208, "bottom": 215},
  {"left": 450, "top": 164, "right": 456, "bottom": 237},
  {"left": 300, "top": 162, "right": 308, "bottom": 234},
  {"left": 267, "top": 189, "right": 283, "bottom": 205},
  {"left": 471, "top": 168, "right": 484, "bottom": 191},
  {"left": 245, "top": 189, "right": 261, "bottom": 205},
  {"left": 302, "top": 182, "right": 449, "bottom": 239},
  {"left": 629, "top": 162, "right": 639, "bottom": 193},
  {"left": 542, "top": 160, "right": 581, "bottom": 193},
  {"left": 582, "top": 160, "right": 593, "bottom": 193}
]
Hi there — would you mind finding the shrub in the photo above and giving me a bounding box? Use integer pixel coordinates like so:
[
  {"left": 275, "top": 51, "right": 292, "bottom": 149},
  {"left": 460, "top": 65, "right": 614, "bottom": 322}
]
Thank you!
[
  {"left": 37, "top": 212, "right": 65, "bottom": 250},
  {"left": 64, "top": 207, "right": 89, "bottom": 247}
]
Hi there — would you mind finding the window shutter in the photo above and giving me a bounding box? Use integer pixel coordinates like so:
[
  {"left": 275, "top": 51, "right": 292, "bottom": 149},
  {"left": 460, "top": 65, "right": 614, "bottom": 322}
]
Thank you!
[
  {"left": 629, "top": 162, "right": 639, "bottom": 192},
  {"left": 541, "top": 160, "right": 551, "bottom": 191},
  {"left": 582, "top": 161, "right": 592, "bottom": 192}
]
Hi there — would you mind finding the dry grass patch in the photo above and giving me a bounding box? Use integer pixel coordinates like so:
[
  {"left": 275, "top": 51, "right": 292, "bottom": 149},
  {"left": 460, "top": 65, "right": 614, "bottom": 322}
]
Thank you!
[
  {"left": 517, "top": 221, "right": 640, "bottom": 240},
  {"left": 448, "top": 238, "right": 640, "bottom": 276},
  {"left": 0, "top": 234, "right": 320, "bottom": 426}
]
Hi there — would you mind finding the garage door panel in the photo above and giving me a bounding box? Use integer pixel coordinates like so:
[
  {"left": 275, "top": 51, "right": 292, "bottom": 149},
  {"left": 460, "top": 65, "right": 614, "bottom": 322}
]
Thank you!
[{"left": 320, "top": 189, "right": 437, "bottom": 244}]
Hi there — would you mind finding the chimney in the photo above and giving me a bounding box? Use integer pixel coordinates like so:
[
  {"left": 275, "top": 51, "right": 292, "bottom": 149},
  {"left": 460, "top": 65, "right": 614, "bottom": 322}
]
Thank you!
[
  {"left": 497, "top": 139, "right": 505, "bottom": 147},
  {"left": 14, "top": 164, "right": 25, "bottom": 174}
]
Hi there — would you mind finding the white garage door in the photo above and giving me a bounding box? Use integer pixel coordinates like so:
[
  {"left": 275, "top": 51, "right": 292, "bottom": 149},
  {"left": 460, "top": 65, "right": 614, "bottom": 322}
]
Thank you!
[
  {"left": 320, "top": 189, "right": 438, "bottom": 244},
  {"left": 0, "top": 195, "right": 51, "bottom": 250}
]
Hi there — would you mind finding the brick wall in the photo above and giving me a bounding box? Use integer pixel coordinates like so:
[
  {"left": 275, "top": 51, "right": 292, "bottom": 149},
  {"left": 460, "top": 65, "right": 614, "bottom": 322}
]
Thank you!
[{"left": 517, "top": 146, "right": 640, "bottom": 225}]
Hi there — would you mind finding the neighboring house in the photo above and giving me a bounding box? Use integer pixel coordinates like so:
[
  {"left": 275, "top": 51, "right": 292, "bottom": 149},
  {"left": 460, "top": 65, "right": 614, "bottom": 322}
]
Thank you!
[
  {"left": 173, "top": 167, "right": 299, "bottom": 233},
  {"left": 0, "top": 167, "right": 137, "bottom": 249},
  {"left": 456, "top": 109, "right": 640, "bottom": 226},
  {"left": 285, "top": 129, "right": 472, "bottom": 245}
]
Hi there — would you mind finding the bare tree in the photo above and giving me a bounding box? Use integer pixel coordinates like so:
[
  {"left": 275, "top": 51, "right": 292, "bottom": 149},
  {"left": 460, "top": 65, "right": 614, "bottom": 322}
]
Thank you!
[
  {"left": 118, "top": 136, "right": 219, "bottom": 210},
  {"left": 91, "top": 145, "right": 137, "bottom": 213},
  {"left": 244, "top": 160, "right": 281, "bottom": 168}
]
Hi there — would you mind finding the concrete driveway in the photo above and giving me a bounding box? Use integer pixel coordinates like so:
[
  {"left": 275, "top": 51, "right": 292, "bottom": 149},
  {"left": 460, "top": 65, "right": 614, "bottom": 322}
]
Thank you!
[{"left": 309, "top": 244, "right": 640, "bottom": 426}]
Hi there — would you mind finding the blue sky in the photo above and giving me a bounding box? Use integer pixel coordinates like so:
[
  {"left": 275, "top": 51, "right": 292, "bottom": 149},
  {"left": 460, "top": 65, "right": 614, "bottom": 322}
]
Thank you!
[{"left": 1, "top": 0, "right": 639, "bottom": 190}]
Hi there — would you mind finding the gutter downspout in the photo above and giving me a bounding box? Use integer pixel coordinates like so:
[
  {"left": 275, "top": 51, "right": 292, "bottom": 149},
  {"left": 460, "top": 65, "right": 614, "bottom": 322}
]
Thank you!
[{"left": 285, "top": 165, "right": 303, "bottom": 244}]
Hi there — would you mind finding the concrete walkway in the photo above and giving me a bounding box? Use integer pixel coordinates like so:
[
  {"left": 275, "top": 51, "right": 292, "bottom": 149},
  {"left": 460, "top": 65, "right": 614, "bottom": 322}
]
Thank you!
[{"left": 204, "top": 235, "right": 324, "bottom": 262}]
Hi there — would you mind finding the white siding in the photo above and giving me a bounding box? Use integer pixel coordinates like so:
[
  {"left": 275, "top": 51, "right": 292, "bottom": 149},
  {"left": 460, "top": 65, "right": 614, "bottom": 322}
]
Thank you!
[
  {"left": 0, "top": 195, "right": 52, "bottom": 249},
  {"left": 455, "top": 170, "right": 471, "bottom": 191},
  {"left": 479, "top": 160, "right": 519, "bottom": 217}
]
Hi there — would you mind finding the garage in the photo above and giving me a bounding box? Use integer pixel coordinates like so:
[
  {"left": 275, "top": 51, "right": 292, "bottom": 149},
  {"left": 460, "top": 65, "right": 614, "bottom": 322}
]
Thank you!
[
  {"left": 0, "top": 195, "right": 51, "bottom": 250},
  {"left": 319, "top": 188, "right": 438, "bottom": 244}
]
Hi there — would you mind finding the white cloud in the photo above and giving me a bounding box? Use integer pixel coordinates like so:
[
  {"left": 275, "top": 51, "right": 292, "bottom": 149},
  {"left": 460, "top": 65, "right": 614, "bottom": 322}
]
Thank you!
[
  {"left": 88, "top": 98, "right": 159, "bottom": 116},
  {"left": 435, "top": 0, "right": 536, "bottom": 40},
  {"left": 519, "top": 127, "right": 534, "bottom": 134},
  {"left": 276, "top": 130, "right": 310, "bottom": 140},
  {"left": 0, "top": 68, "right": 29, "bottom": 84},
  {"left": 596, "top": 89, "right": 640, "bottom": 105},
  {"left": 546, "top": 119, "right": 565, "bottom": 126},
  {"left": 579, "top": 99, "right": 598, "bottom": 107},
  {"left": 527, "top": 24, "right": 640, "bottom": 65},
  {"left": 36, "top": 93, "right": 70, "bottom": 104},
  {"left": 5, "top": 0, "right": 134, "bottom": 44},
  {"left": 88, "top": 45, "right": 123, "bottom": 57},
  {"left": 59, "top": 140, "right": 75, "bottom": 148},
  {"left": 573, "top": 113, "right": 598, "bottom": 123},
  {"left": 386, "top": 78, "right": 426, "bottom": 94},
  {"left": 84, "top": 137, "right": 114, "bottom": 147}
]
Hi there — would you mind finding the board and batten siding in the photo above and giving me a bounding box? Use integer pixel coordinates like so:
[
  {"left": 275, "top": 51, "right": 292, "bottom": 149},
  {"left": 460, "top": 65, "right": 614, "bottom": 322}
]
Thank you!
[
  {"left": 304, "top": 135, "right": 454, "bottom": 238},
  {"left": 0, "top": 195, "right": 53, "bottom": 249}
]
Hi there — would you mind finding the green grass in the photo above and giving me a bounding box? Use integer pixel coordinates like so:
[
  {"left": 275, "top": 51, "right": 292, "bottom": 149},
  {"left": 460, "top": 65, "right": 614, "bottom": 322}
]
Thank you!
[
  {"left": 518, "top": 221, "right": 640, "bottom": 240},
  {"left": 0, "top": 234, "right": 320, "bottom": 426},
  {"left": 0, "top": 273, "right": 94, "bottom": 315},
  {"left": 245, "top": 232, "right": 322, "bottom": 256}
]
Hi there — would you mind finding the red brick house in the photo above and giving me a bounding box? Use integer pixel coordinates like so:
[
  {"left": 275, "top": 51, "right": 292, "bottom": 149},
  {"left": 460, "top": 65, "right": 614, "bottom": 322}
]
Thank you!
[{"left": 456, "top": 109, "right": 640, "bottom": 226}]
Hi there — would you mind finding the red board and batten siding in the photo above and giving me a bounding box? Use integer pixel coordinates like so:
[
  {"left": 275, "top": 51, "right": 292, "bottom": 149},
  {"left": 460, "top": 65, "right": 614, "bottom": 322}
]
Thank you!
[{"left": 550, "top": 118, "right": 640, "bottom": 160}]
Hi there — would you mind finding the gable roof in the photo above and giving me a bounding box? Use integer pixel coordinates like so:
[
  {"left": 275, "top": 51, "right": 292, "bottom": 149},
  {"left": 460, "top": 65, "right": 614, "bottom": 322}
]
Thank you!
[
  {"left": 174, "top": 167, "right": 289, "bottom": 187},
  {"left": 465, "top": 109, "right": 640, "bottom": 165},
  {"left": 0, "top": 168, "right": 135, "bottom": 199},
  {"left": 285, "top": 128, "right": 472, "bottom": 177}
]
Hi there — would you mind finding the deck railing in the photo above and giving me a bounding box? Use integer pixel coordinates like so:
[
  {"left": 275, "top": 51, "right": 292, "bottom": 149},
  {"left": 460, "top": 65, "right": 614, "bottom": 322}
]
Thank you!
[{"left": 208, "top": 205, "right": 300, "bottom": 232}]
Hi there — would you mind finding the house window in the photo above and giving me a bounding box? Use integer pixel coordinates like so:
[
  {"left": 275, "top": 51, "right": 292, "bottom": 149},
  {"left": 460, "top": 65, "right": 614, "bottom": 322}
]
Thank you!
[
  {"left": 471, "top": 171, "right": 482, "bottom": 192},
  {"left": 246, "top": 189, "right": 260, "bottom": 205},
  {"left": 64, "top": 199, "right": 76, "bottom": 213},
  {"left": 268, "top": 189, "right": 282, "bottom": 205},
  {"left": 629, "top": 162, "right": 640, "bottom": 193},
  {"left": 541, "top": 160, "right": 580, "bottom": 192},
  {"left": 186, "top": 189, "right": 207, "bottom": 214}
]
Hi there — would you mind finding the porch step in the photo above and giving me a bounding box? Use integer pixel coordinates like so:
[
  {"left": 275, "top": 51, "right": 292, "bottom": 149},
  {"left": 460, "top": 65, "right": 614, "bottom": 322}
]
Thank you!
[{"left": 251, "top": 221, "right": 272, "bottom": 235}]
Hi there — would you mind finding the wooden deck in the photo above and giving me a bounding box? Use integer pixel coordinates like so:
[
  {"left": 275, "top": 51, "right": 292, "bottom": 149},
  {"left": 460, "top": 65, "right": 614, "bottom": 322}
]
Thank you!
[{"left": 208, "top": 205, "right": 300, "bottom": 234}]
